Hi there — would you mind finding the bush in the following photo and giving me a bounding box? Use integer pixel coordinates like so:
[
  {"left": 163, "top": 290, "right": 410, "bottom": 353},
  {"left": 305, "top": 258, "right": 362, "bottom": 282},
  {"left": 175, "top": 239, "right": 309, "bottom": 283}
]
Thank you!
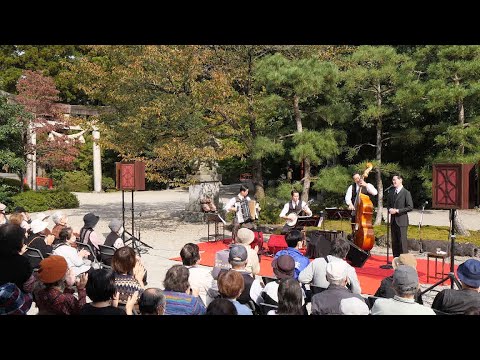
[
  {"left": 102, "top": 176, "right": 116, "bottom": 191},
  {"left": 11, "top": 190, "right": 79, "bottom": 212},
  {"left": 0, "top": 177, "right": 29, "bottom": 191},
  {"left": 56, "top": 171, "right": 92, "bottom": 192},
  {"left": 258, "top": 195, "right": 284, "bottom": 225}
]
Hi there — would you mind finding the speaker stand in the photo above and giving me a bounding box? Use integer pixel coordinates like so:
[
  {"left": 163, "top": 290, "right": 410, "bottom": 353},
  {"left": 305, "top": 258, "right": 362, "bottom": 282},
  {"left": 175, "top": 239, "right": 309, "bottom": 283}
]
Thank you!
[{"left": 122, "top": 190, "right": 153, "bottom": 255}]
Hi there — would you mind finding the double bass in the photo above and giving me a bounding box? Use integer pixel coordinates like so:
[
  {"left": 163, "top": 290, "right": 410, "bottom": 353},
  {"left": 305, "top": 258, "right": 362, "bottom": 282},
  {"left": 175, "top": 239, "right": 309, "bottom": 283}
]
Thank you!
[{"left": 353, "top": 163, "right": 375, "bottom": 251}]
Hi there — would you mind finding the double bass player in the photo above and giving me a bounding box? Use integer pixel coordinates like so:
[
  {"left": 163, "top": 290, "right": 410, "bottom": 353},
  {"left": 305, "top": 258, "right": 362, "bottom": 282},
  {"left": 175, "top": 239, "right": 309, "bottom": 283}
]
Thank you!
[{"left": 345, "top": 169, "right": 378, "bottom": 236}]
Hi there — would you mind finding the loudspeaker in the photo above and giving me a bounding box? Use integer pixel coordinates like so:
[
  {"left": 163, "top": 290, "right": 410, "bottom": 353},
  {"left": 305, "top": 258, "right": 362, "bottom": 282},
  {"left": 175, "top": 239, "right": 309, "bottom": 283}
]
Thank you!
[
  {"left": 115, "top": 161, "right": 146, "bottom": 191},
  {"left": 432, "top": 163, "right": 475, "bottom": 209},
  {"left": 306, "top": 230, "right": 341, "bottom": 258},
  {"left": 346, "top": 241, "right": 370, "bottom": 268}
]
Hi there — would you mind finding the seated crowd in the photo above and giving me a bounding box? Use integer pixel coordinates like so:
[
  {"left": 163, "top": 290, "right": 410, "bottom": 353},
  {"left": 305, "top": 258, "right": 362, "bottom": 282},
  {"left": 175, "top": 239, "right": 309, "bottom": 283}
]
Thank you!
[{"left": 1, "top": 202, "right": 480, "bottom": 315}]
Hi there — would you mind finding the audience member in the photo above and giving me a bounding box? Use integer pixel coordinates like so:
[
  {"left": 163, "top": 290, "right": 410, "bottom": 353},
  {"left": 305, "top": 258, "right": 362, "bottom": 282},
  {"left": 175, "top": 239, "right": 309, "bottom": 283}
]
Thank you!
[
  {"left": 431, "top": 259, "right": 480, "bottom": 314},
  {"left": 138, "top": 288, "right": 166, "bottom": 315},
  {"left": 374, "top": 253, "right": 423, "bottom": 304},
  {"left": 0, "top": 224, "right": 34, "bottom": 293},
  {"left": 34, "top": 255, "right": 88, "bottom": 315},
  {"left": 217, "top": 270, "right": 252, "bottom": 315},
  {"left": 8, "top": 213, "right": 24, "bottom": 228},
  {"left": 274, "top": 229, "right": 309, "bottom": 279},
  {"left": 371, "top": 265, "right": 435, "bottom": 315},
  {"left": 0, "top": 282, "right": 32, "bottom": 315},
  {"left": 79, "top": 212, "right": 103, "bottom": 261},
  {"left": 218, "top": 244, "right": 263, "bottom": 308},
  {"left": 268, "top": 278, "right": 303, "bottom": 315},
  {"left": 51, "top": 211, "right": 70, "bottom": 240},
  {"left": 311, "top": 260, "right": 366, "bottom": 315},
  {"left": 235, "top": 228, "right": 260, "bottom": 276},
  {"left": 262, "top": 255, "right": 306, "bottom": 307},
  {"left": 112, "top": 246, "right": 145, "bottom": 303},
  {"left": 104, "top": 218, "right": 125, "bottom": 249},
  {"left": 163, "top": 265, "right": 206, "bottom": 315},
  {"left": 180, "top": 243, "right": 217, "bottom": 306},
  {"left": 206, "top": 298, "right": 238, "bottom": 315},
  {"left": 299, "top": 236, "right": 361, "bottom": 294},
  {"left": 464, "top": 306, "right": 480, "bottom": 315},
  {"left": 340, "top": 297, "right": 370, "bottom": 315},
  {"left": 80, "top": 268, "right": 135, "bottom": 315},
  {"left": 13, "top": 206, "right": 30, "bottom": 232},
  {"left": 25, "top": 219, "right": 55, "bottom": 268},
  {"left": 53, "top": 227, "right": 91, "bottom": 276}
]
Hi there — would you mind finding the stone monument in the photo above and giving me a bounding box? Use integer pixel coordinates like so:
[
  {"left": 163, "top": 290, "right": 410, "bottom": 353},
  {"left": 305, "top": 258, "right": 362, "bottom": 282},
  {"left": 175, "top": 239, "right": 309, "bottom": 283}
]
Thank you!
[{"left": 183, "top": 161, "right": 222, "bottom": 222}]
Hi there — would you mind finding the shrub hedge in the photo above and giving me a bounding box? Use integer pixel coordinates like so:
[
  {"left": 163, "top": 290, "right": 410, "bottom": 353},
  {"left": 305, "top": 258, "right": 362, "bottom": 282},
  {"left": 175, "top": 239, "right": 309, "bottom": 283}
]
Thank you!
[{"left": 10, "top": 190, "right": 79, "bottom": 212}]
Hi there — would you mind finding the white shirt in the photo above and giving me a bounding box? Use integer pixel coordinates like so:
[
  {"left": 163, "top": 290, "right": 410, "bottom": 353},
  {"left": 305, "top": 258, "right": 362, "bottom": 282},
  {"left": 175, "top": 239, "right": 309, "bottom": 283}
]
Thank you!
[
  {"left": 279, "top": 201, "right": 312, "bottom": 218},
  {"left": 345, "top": 183, "right": 378, "bottom": 206},
  {"left": 53, "top": 244, "right": 91, "bottom": 276},
  {"left": 298, "top": 256, "right": 362, "bottom": 294},
  {"left": 394, "top": 185, "right": 403, "bottom": 194},
  {"left": 223, "top": 195, "right": 251, "bottom": 212},
  {"left": 186, "top": 265, "right": 217, "bottom": 306}
]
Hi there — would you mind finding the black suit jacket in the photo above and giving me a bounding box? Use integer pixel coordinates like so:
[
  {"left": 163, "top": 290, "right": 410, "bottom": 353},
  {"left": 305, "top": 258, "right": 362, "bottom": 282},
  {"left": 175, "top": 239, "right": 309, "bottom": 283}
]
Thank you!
[{"left": 388, "top": 187, "right": 413, "bottom": 227}]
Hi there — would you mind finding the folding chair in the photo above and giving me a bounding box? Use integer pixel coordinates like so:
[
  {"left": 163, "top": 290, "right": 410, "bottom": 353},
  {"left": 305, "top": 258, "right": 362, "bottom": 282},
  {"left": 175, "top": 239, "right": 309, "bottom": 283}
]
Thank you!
[
  {"left": 261, "top": 276, "right": 277, "bottom": 285},
  {"left": 259, "top": 302, "right": 278, "bottom": 315},
  {"left": 98, "top": 244, "right": 116, "bottom": 268},
  {"left": 76, "top": 241, "right": 102, "bottom": 269},
  {"left": 24, "top": 247, "right": 44, "bottom": 271}
]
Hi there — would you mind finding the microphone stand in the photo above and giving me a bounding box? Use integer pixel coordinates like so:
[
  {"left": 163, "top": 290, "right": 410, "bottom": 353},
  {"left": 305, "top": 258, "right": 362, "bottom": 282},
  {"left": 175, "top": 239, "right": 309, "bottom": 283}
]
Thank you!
[
  {"left": 380, "top": 187, "right": 393, "bottom": 269},
  {"left": 418, "top": 202, "right": 427, "bottom": 250}
]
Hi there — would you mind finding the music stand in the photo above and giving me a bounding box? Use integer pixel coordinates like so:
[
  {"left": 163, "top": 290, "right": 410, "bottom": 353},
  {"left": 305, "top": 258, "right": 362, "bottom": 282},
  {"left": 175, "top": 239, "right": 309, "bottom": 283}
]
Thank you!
[
  {"left": 295, "top": 216, "right": 320, "bottom": 228},
  {"left": 205, "top": 212, "right": 226, "bottom": 242},
  {"left": 420, "top": 208, "right": 462, "bottom": 296}
]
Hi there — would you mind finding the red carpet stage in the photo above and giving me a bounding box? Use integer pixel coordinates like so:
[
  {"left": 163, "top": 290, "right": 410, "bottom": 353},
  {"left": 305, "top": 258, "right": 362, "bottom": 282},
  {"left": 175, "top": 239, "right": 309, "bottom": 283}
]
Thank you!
[{"left": 170, "top": 240, "right": 459, "bottom": 295}]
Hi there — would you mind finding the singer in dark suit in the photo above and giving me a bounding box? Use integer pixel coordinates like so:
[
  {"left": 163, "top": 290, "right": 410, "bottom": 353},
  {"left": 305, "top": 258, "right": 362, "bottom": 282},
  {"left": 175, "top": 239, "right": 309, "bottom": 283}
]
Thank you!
[{"left": 387, "top": 174, "right": 413, "bottom": 257}]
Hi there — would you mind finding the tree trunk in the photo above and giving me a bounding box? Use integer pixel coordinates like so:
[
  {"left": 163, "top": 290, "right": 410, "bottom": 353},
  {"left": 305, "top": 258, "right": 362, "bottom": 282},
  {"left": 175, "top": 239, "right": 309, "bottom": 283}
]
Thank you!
[
  {"left": 453, "top": 211, "right": 470, "bottom": 236},
  {"left": 302, "top": 158, "right": 311, "bottom": 203},
  {"left": 455, "top": 75, "right": 465, "bottom": 155},
  {"left": 293, "top": 95, "right": 302, "bottom": 133},
  {"left": 458, "top": 98, "right": 465, "bottom": 155},
  {"left": 293, "top": 94, "right": 310, "bottom": 202},
  {"left": 246, "top": 48, "right": 265, "bottom": 200},
  {"left": 252, "top": 158, "right": 265, "bottom": 200},
  {"left": 374, "top": 85, "right": 383, "bottom": 225}
]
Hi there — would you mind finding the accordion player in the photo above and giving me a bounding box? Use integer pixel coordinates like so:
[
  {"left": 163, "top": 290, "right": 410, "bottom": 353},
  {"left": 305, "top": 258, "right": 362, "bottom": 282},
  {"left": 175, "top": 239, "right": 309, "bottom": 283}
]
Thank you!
[{"left": 236, "top": 199, "right": 259, "bottom": 224}]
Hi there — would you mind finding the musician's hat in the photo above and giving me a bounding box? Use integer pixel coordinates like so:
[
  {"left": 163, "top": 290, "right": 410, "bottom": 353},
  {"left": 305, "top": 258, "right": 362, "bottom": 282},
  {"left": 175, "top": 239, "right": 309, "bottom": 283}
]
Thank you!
[{"left": 236, "top": 228, "right": 254, "bottom": 245}]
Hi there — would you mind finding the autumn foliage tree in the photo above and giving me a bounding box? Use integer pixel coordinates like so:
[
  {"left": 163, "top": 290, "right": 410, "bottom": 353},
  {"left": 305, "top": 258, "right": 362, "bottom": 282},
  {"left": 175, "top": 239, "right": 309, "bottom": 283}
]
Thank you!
[{"left": 15, "top": 70, "right": 80, "bottom": 188}]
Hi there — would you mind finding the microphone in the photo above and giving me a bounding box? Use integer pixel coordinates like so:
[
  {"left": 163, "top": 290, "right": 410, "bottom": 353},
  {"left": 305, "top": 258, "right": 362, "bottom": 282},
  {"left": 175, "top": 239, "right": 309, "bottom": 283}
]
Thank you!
[{"left": 384, "top": 184, "right": 393, "bottom": 193}]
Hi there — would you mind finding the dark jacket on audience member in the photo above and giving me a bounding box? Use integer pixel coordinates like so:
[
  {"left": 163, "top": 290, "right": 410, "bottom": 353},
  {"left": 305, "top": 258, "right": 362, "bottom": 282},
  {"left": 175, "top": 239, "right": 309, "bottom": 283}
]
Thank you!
[
  {"left": 431, "top": 288, "right": 480, "bottom": 314},
  {"left": 311, "top": 284, "right": 365, "bottom": 315},
  {"left": 375, "top": 275, "right": 424, "bottom": 304}
]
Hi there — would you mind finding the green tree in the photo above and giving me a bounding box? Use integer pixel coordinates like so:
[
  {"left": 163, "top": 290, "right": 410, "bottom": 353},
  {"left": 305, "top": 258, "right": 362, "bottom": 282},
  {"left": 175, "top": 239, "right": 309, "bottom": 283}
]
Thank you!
[
  {"left": 344, "top": 46, "right": 417, "bottom": 224},
  {"left": 420, "top": 46, "right": 480, "bottom": 161},
  {"left": 0, "top": 95, "right": 29, "bottom": 179},
  {"left": 255, "top": 53, "right": 344, "bottom": 202}
]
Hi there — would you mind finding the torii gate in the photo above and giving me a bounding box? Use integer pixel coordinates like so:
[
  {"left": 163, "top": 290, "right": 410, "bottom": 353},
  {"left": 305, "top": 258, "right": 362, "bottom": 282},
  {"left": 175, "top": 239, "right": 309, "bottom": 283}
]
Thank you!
[{"left": 26, "top": 104, "right": 104, "bottom": 193}]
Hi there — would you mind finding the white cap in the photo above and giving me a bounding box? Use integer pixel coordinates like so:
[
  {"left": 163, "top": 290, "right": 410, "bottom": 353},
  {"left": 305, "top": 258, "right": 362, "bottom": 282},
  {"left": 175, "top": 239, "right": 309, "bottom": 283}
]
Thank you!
[
  {"left": 326, "top": 260, "right": 349, "bottom": 282},
  {"left": 340, "top": 297, "right": 369, "bottom": 315},
  {"left": 30, "top": 219, "right": 49, "bottom": 234}
]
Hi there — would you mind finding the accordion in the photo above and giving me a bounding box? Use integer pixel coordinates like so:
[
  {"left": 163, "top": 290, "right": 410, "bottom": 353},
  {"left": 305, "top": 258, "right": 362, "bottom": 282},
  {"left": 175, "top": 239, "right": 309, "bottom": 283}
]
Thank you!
[{"left": 236, "top": 200, "right": 258, "bottom": 224}]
